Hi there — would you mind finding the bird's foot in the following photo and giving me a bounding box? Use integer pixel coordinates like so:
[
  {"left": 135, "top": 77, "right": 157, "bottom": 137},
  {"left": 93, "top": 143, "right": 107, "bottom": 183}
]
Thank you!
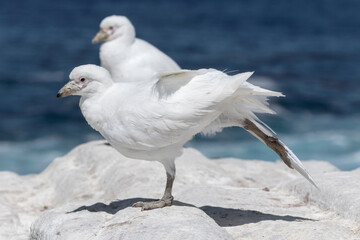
[{"left": 132, "top": 196, "right": 173, "bottom": 211}]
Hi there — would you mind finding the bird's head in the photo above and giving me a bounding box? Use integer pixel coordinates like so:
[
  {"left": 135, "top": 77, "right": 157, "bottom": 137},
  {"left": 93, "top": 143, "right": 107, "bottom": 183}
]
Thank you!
[
  {"left": 57, "top": 65, "right": 113, "bottom": 98},
  {"left": 92, "top": 15, "right": 135, "bottom": 44}
]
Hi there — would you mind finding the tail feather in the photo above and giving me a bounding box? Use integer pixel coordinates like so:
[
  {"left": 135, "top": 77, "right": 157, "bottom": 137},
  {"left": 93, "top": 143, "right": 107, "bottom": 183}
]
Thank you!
[{"left": 243, "top": 119, "right": 319, "bottom": 189}]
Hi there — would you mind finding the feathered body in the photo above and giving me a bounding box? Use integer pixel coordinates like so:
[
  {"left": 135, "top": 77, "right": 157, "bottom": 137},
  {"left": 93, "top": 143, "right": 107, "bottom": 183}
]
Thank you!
[{"left": 79, "top": 68, "right": 286, "bottom": 172}]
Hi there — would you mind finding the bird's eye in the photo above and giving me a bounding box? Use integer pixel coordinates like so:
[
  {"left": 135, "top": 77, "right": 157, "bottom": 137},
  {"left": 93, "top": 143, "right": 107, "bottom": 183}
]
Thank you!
[
  {"left": 80, "top": 78, "right": 85, "bottom": 82},
  {"left": 109, "top": 26, "right": 114, "bottom": 30}
]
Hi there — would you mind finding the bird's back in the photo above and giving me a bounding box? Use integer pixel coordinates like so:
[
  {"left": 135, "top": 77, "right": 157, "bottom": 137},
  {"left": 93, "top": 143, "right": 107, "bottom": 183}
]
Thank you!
[
  {"left": 100, "top": 38, "right": 180, "bottom": 82},
  {"left": 133, "top": 39, "right": 180, "bottom": 73}
]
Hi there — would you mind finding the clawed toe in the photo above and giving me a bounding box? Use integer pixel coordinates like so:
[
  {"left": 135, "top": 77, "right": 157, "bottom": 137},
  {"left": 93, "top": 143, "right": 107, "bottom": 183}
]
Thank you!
[
  {"left": 132, "top": 201, "right": 145, "bottom": 208},
  {"left": 132, "top": 197, "right": 173, "bottom": 211}
]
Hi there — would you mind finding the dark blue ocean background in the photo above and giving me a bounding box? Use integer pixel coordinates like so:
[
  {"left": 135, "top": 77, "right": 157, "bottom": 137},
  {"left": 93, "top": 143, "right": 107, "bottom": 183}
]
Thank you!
[{"left": 1, "top": 0, "right": 359, "bottom": 174}]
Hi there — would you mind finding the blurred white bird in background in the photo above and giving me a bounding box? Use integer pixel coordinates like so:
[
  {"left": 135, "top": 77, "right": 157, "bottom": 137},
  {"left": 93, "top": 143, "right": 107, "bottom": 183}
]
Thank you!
[
  {"left": 57, "top": 64, "right": 318, "bottom": 210},
  {"left": 92, "top": 15, "right": 180, "bottom": 82}
]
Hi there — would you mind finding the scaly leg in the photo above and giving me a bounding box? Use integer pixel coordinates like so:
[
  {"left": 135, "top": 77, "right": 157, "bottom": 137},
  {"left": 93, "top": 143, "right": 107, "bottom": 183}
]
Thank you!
[{"left": 132, "top": 172, "right": 175, "bottom": 211}]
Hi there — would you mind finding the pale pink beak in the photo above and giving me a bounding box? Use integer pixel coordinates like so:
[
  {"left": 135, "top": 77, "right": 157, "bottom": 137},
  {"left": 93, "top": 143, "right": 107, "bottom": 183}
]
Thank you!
[{"left": 92, "top": 29, "right": 109, "bottom": 44}]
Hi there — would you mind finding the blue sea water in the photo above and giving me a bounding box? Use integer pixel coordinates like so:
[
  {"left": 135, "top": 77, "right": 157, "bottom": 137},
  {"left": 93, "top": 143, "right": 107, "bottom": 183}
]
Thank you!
[{"left": 0, "top": 0, "right": 360, "bottom": 174}]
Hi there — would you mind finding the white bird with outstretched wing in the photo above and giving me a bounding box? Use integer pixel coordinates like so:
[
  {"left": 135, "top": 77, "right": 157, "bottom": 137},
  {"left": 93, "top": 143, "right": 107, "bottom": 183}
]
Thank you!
[{"left": 57, "top": 65, "right": 318, "bottom": 210}]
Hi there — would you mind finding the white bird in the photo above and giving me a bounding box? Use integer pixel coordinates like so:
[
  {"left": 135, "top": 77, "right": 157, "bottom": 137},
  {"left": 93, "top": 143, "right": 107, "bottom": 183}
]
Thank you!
[
  {"left": 92, "top": 15, "right": 180, "bottom": 82},
  {"left": 57, "top": 64, "right": 318, "bottom": 210}
]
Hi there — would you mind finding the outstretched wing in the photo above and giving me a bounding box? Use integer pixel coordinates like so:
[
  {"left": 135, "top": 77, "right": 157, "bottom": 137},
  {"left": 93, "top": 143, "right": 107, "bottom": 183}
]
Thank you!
[
  {"left": 196, "top": 75, "right": 318, "bottom": 188},
  {"left": 122, "top": 69, "right": 254, "bottom": 148},
  {"left": 155, "top": 69, "right": 214, "bottom": 98},
  {"left": 242, "top": 119, "right": 319, "bottom": 189},
  {"left": 159, "top": 69, "right": 255, "bottom": 121}
]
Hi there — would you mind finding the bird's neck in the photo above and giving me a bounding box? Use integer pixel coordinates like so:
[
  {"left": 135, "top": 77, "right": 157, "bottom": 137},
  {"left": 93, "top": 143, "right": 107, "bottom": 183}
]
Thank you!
[
  {"left": 79, "top": 84, "right": 112, "bottom": 125},
  {"left": 80, "top": 83, "right": 111, "bottom": 102},
  {"left": 100, "top": 38, "right": 136, "bottom": 82}
]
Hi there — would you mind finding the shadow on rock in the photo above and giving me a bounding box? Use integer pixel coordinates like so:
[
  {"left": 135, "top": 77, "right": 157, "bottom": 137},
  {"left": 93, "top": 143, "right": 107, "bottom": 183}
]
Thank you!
[
  {"left": 200, "top": 205, "right": 315, "bottom": 226},
  {"left": 68, "top": 198, "right": 315, "bottom": 227},
  {"left": 68, "top": 198, "right": 195, "bottom": 215}
]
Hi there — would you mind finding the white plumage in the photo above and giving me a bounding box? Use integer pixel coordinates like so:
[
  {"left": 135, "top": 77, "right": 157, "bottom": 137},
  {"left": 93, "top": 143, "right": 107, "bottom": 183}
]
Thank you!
[
  {"left": 92, "top": 15, "right": 180, "bottom": 82},
  {"left": 58, "top": 64, "right": 318, "bottom": 210}
]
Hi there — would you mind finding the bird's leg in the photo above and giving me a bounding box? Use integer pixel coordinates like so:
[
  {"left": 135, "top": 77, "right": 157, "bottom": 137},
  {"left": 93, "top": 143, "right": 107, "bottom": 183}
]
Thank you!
[
  {"left": 161, "top": 172, "right": 175, "bottom": 204},
  {"left": 132, "top": 172, "right": 175, "bottom": 211}
]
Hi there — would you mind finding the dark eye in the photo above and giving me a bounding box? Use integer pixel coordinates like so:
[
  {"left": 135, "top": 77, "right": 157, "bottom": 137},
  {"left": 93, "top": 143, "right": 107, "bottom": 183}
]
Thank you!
[
  {"left": 80, "top": 78, "right": 85, "bottom": 82},
  {"left": 109, "top": 26, "right": 114, "bottom": 30}
]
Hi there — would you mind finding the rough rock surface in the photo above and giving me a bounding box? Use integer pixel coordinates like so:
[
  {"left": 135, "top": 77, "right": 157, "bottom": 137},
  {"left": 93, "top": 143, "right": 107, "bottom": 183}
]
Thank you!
[{"left": 0, "top": 140, "right": 359, "bottom": 239}]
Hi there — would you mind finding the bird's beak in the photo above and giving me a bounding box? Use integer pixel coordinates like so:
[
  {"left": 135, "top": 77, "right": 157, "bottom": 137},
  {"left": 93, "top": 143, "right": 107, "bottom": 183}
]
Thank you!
[
  {"left": 92, "top": 29, "right": 109, "bottom": 44},
  {"left": 57, "top": 81, "right": 79, "bottom": 98}
]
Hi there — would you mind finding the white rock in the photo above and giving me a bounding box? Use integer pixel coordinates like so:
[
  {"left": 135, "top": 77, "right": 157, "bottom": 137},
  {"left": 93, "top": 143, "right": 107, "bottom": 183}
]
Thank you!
[
  {"left": 30, "top": 204, "right": 232, "bottom": 240},
  {"left": 0, "top": 140, "right": 359, "bottom": 240},
  {"left": 281, "top": 168, "right": 360, "bottom": 222}
]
